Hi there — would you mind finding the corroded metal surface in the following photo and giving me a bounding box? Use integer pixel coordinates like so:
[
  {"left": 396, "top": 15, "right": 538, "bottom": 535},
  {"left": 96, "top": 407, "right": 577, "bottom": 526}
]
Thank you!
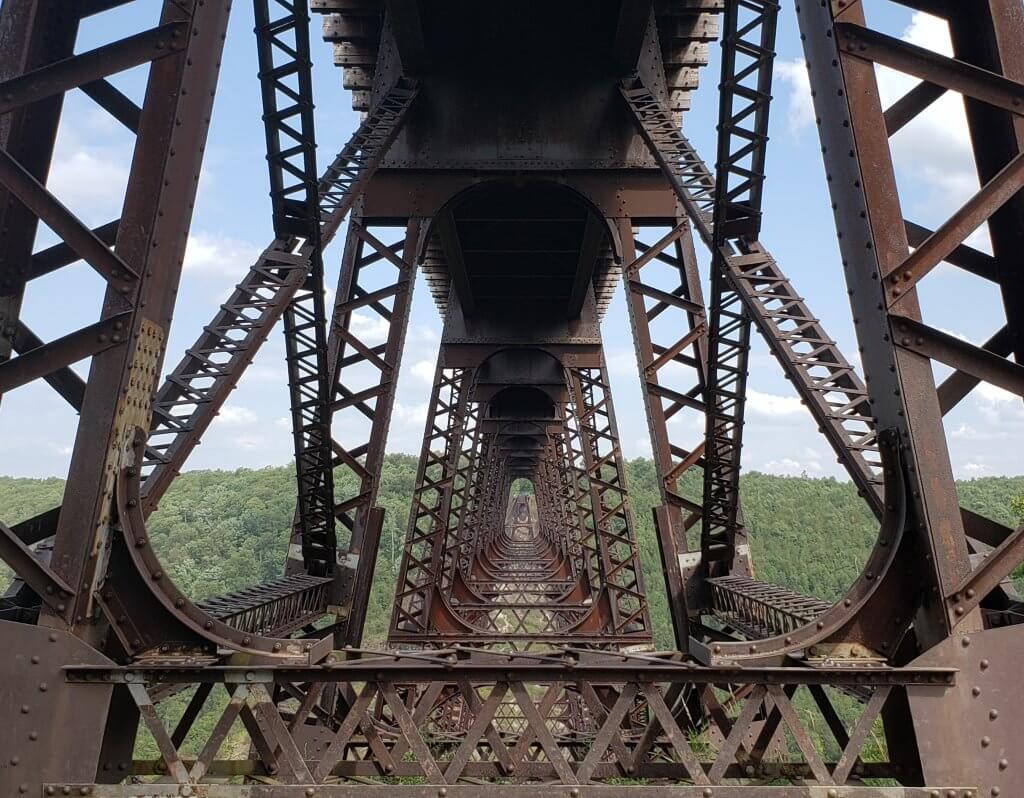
[{"left": 0, "top": 0, "right": 1022, "bottom": 794}]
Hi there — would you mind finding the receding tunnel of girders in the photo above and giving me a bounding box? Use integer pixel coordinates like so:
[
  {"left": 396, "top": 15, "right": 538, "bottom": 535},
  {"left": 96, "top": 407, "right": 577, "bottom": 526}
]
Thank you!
[
  {"left": 429, "top": 181, "right": 613, "bottom": 319},
  {"left": 442, "top": 348, "right": 607, "bottom": 639}
]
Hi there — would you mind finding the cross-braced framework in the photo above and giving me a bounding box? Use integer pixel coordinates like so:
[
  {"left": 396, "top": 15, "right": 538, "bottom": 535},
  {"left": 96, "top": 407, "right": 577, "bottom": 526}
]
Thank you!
[{"left": 1, "top": 0, "right": 1023, "bottom": 795}]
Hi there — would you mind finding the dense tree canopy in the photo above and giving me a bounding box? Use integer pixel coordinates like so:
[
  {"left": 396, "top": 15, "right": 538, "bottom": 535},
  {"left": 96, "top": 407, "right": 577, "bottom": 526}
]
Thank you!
[{"left": 3, "top": 459, "right": 1021, "bottom": 649}]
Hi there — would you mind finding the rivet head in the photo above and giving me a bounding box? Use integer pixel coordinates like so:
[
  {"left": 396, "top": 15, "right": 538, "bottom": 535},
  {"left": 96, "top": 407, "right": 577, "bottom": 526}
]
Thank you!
[
  {"left": 980, "top": 659, "right": 990, "bottom": 670},
  {"left": 569, "top": 791, "right": 579, "bottom": 798},
  {"left": 981, "top": 736, "right": 991, "bottom": 747},
  {"left": 305, "top": 790, "right": 315, "bottom": 798},
  {"left": 828, "top": 791, "right": 838, "bottom": 798},
  {"left": 703, "top": 790, "right": 714, "bottom": 798},
  {"left": 998, "top": 758, "right": 1008, "bottom": 770},
  {"left": 438, "top": 790, "right": 448, "bottom": 798},
  {"left": 990, "top": 709, "right": 999, "bottom": 720}
]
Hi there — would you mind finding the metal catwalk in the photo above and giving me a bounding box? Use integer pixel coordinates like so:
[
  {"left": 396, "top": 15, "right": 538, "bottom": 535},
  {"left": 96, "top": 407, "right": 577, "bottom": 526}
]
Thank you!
[{"left": 1, "top": 0, "right": 1023, "bottom": 795}]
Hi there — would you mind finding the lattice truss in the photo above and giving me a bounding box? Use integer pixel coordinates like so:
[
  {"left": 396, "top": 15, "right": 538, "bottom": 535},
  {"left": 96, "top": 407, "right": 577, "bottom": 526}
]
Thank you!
[{"left": 0, "top": 0, "right": 1022, "bottom": 795}]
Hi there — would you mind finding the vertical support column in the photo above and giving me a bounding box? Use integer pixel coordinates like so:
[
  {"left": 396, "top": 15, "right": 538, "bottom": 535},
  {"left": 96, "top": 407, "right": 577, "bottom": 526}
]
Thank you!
[
  {"left": 253, "top": 0, "right": 337, "bottom": 580},
  {"left": 567, "top": 360, "right": 652, "bottom": 641},
  {"left": 285, "top": 216, "right": 419, "bottom": 646},
  {"left": 798, "top": 0, "right": 975, "bottom": 646},
  {"left": 388, "top": 361, "right": 473, "bottom": 639},
  {"left": 618, "top": 216, "right": 739, "bottom": 641},
  {"left": 0, "top": 0, "right": 79, "bottom": 398},
  {"left": 945, "top": 1, "right": 1024, "bottom": 371},
  {"left": 439, "top": 400, "right": 481, "bottom": 598},
  {"left": 42, "top": 0, "right": 232, "bottom": 639}
]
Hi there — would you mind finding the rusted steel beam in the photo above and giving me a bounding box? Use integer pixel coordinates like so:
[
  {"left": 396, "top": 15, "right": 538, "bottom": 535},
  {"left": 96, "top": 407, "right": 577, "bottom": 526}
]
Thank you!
[
  {"left": 0, "top": 21, "right": 188, "bottom": 115},
  {"left": 0, "top": 146, "right": 138, "bottom": 286},
  {"left": 947, "top": 523, "right": 1024, "bottom": 620},
  {"left": 11, "top": 321, "right": 87, "bottom": 409},
  {"left": 140, "top": 80, "right": 418, "bottom": 515},
  {"left": 0, "top": 0, "right": 80, "bottom": 408},
  {"left": 27, "top": 219, "right": 120, "bottom": 281},
  {"left": 887, "top": 152, "right": 1024, "bottom": 301},
  {"left": 894, "top": 315, "right": 1024, "bottom": 398},
  {"left": 42, "top": 0, "right": 234, "bottom": 642},
  {"left": 798, "top": 0, "right": 1015, "bottom": 644},
  {"left": 0, "top": 311, "right": 129, "bottom": 395},
  {"left": 0, "top": 518, "right": 74, "bottom": 615},
  {"left": 836, "top": 21, "right": 1024, "bottom": 117}
]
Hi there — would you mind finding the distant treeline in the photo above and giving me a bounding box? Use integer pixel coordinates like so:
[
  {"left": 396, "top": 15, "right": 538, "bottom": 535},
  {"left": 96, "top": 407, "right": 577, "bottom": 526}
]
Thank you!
[{"left": 2, "top": 459, "right": 1022, "bottom": 649}]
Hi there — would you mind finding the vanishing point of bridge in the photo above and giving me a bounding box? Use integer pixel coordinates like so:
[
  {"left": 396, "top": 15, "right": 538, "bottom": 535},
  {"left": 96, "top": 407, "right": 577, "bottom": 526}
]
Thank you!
[{"left": 1, "top": 0, "right": 1024, "bottom": 795}]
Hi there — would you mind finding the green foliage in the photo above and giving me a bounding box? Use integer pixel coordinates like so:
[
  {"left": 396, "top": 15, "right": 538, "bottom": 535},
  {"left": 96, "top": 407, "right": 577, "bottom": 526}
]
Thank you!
[
  {"left": 3, "top": 465, "right": 1023, "bottom": 764},
  {"left": 5, "top": 461, "right": 1022, "bottom": 650}
]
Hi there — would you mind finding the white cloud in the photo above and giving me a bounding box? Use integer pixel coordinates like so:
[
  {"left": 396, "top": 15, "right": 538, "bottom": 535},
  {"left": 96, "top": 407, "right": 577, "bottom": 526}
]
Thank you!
[
  {"left": 392, "top": 401, "right": 428, "bottom": 429},
  {"left": 275, "top": 416, "right": 292, "bottom": 430},
  {"left": 605, "top": 348, "right": 639, "bottom": 378},
  {"left": 761, "top": 457, "right": 804, "bottom": 476},
  {"left": 217, "top": 405, "right": 258, "bottom": 425},
  {"left": 775, "top": 58, "right": 814, "bottom": 133},
  {"left": 878, "top": 13, "right": 978, "bottom": 222},
  {"left": 47, "top": 150, "right": 128, "bottom": 219},
  {"left": 413, "top": 324, "right": 439, "bottom": 341},
  {"left": 411, "top": 359, "right": 436, "bottom": 383},
  {"left": 976, "top": 383, "right": 1017, "bottom": 405},
  {"left": 349, "top": 311, "right": 390, "bottom": 345},
  {"left": 233, "top": 434, "right": 265, "bottom": 451},
  {"left": 746, "top": 389, "right": 803, "bottom": 417},
  {"left": 962, "top": 462, "right": 990, "bottom": 475},
  {"left": 183, "top": 232, "right": 261, "bottom": 278}
]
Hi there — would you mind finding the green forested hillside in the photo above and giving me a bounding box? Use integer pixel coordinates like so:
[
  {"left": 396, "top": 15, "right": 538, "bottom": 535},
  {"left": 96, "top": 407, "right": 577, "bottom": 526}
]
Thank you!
[{"left": 3, "top": 458, "right": 1022, "bottom": 649}]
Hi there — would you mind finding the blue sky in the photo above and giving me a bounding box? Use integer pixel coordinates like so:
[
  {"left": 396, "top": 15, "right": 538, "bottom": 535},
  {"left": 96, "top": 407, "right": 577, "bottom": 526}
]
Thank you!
[{"left": 2, "top": 2, "right": 1020, "bottom": 480}]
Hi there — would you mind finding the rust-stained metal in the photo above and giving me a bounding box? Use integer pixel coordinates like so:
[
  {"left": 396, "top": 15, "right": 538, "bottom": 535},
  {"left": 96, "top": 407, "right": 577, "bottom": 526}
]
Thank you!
[{"left": 1, "top": 0, "right": 1023, "bottom": 794}]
